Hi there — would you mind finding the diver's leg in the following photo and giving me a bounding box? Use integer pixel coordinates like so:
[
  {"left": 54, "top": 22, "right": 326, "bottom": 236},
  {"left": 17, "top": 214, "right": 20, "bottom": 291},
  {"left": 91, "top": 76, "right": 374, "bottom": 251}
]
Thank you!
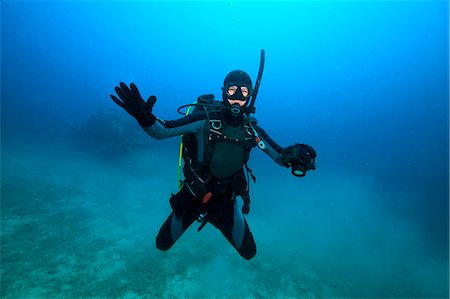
[
  {"left": 155, "top": 211, "right": 197, "bottom": 250},
  {"left": 209, "top": 199, "right": 257, "bottom": 260},
  {"left": 156, "top": 187, "right": 198, "bottom": 250}
]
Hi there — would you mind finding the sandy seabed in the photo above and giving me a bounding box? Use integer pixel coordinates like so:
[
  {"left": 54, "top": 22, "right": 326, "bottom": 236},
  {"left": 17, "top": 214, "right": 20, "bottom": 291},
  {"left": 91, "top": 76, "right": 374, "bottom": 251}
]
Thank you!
[{"left": 1, "top": 142, "right": 448, "bottom": 298}]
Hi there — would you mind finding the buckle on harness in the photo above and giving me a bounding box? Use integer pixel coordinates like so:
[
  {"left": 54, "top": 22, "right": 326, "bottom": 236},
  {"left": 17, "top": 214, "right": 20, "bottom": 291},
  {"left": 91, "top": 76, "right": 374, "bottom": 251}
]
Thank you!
[
  {"left": 185, "top": 166, "right": 213, "bottom": 200},
  {"left": 197, "top": 212, "right": 208, "bottom": 232}
]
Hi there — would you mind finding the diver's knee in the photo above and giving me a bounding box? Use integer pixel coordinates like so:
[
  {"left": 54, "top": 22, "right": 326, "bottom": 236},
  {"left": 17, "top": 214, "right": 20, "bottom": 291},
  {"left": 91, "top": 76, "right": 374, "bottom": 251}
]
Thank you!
[
  {"left": 239, "top": 244, "right": 256, "bottom": 260},
  {"left": 239, "top": 250, "right": 256, "bottom": 260},
  {"left": 156, "top": 232, "right": 173, "bottom": 251},
  {"left": 238, "top": 225, "right": 256, "bottom": 260},
  {"left": 156, "top": 239, "right": 173, "bottom": 251}
]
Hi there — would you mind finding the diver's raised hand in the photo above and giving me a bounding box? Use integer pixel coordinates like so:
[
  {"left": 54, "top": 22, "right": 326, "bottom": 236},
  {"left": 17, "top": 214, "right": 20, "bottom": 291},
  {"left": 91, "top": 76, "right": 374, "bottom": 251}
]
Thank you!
[
  {"left": 110, "top": 82, "right": 157, "bottom": 127},
  {"left": 281, "top": 144, "right": 317, "bottom": 177}
]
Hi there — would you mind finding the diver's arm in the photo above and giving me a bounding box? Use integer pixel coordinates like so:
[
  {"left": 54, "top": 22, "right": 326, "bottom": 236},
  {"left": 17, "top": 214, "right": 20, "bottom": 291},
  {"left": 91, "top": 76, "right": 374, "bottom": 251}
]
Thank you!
[
  {"left": 142, "top": 112, "right": 207, "bottom": 140},
  {"left": 255, "top": 124, "right": 317, "bottom": 177},
  {"left": 254, "top": 125, "right": 284, "bottom": 165}
]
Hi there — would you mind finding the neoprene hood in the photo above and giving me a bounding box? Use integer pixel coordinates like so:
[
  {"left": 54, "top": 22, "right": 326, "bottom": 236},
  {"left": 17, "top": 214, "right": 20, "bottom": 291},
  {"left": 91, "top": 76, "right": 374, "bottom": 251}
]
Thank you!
[
  {"left": 223, "top": 70, "right": 253, "bottom": 88},
  {"left": 222, "top": 70, "right": 253, "bottom": 117}
]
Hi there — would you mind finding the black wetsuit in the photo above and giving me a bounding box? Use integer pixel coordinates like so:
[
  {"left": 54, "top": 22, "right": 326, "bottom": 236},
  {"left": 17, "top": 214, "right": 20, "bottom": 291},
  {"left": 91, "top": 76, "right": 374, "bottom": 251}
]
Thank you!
[{"left": 143, "top": 109, "right": 283, "bottom": 260}]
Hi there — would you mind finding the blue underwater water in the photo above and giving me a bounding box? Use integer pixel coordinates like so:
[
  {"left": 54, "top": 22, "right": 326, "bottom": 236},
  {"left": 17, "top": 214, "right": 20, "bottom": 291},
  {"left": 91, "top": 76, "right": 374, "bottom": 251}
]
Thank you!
[{"left": 1, "top": 1, "right": 449, "bottom": 298}]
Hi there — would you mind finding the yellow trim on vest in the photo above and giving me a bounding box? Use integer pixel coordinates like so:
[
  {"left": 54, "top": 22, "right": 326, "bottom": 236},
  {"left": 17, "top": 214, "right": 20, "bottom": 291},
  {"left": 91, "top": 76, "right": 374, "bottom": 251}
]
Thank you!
[{"left": 177, "top": 103, "right": 195, "bottom": 189}]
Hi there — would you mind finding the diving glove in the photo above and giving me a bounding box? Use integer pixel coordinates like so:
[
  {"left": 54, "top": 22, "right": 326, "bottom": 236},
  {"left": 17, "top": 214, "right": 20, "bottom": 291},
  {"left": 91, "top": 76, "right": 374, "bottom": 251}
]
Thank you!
[
  {"left": 110, "top": 82, "right": 157, "bottom": 127},
  {"left": 281, "top": 144, "right": 317, "bottom": 177}
]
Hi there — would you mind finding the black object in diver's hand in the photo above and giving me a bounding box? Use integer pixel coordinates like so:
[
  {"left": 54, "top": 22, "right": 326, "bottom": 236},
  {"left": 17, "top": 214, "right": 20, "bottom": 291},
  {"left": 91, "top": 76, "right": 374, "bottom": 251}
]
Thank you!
[
  {"left": 110, "top": 82, "right": 157, "bottom": 127},
  {"left": 281, "top": 144, "right": 317, "bottom": 177},
  {"left": 291, "top": 163, "right": 315, "bottom": 177}
]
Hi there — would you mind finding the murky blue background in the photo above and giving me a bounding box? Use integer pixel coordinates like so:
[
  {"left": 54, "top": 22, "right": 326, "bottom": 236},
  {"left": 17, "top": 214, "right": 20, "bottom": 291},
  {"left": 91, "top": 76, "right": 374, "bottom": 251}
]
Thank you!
[{"left": 2, "top": 1, "right": 448, "bottom": 298}]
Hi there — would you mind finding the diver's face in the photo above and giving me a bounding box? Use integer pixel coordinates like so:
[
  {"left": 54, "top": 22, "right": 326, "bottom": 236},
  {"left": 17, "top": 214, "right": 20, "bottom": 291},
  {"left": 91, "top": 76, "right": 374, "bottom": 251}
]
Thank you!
[
  {"left": 226, "top": 85, "right": 249, "bottom": 106},
  {"left": 227, "top": 85, "right": 250, "bottom": 98}
]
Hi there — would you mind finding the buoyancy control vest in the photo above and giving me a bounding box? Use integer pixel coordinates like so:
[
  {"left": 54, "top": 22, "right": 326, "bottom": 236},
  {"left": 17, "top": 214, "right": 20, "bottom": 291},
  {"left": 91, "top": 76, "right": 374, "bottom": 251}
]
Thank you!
[{"left": 178, "top": 94, "right": 258, "bottom": 198}]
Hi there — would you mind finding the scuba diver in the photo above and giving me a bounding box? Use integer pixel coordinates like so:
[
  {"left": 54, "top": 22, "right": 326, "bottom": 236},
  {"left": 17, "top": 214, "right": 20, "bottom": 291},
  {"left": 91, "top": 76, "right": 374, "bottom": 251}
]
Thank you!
[{"left": 110, "top": 51, "right": 316, "bottom": 260}]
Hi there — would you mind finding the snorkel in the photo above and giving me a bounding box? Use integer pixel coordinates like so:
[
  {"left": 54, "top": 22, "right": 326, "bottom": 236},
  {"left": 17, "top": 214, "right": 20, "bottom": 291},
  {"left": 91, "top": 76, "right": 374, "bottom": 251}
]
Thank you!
[{"left": 246, "top": 49, "right": 265, "bottom": 116}]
